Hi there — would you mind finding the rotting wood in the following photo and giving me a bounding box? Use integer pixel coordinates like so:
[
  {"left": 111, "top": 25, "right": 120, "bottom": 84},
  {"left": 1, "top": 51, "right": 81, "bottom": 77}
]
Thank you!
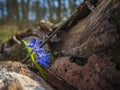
[{"left": 57, "top": 0, "right": 120, "bottom": 57}]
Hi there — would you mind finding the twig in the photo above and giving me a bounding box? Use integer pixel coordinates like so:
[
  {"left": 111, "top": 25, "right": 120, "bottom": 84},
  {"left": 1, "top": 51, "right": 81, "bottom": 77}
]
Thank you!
[
  {"left": 21, "top": 55, "right": 30, "bottom": 63},
  {"left": 40, "top": 10, "right": 78, "bottom": 47}
]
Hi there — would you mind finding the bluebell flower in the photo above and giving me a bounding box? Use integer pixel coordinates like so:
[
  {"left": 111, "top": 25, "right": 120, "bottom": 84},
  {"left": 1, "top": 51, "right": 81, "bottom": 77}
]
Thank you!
[
  {"left": 36, "top": 53, "right": 50, "bottom": 68},
  {"left": 27, "top": 37, "right": 50, "bottom": 68},
  {"left": 27, "top": 37, "right": 44, "bottom": 55}
]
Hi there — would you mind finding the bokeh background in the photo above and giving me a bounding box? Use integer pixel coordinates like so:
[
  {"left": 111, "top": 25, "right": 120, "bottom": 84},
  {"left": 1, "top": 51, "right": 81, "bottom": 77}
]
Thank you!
[{"left": 0, "top": 0, "right": 83, "bottom": 41}]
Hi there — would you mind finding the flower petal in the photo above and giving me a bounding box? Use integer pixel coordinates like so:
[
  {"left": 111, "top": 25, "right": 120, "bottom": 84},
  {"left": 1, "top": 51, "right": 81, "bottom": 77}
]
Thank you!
[
  {"left": 39, "top": 48, "right": 45, "bottom": 53},
  {"left": 40, "top": 61, "right": 49, "bottom": 68},
  {"left": 43, "top": 57, "right": 50, "bottom": 63},
  {"left": 37, "top": 40, "right": 42, "bottom": 47},
  {"left": 32, "top": 37, "right": 37, "bottom": 44},
  {"left": 36, "top": 55, "right": 50, "bottom": 68},
  {"left": 45, "top": 53, "right": 50, "bottom": 58},
  {"left": 28, "top": 37, "right": 37, "bottom": 48},
  {"left": 36, "top": 48, "right": 45, "bottom": 55}
]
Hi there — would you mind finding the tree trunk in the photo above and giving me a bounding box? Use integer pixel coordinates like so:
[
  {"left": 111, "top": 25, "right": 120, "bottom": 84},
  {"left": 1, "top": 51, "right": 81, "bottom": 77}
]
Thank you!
[
  {"left": 57, "top": 0, "right": 120, "bottom": 65},
  {"left": 48, "top": 0, "right": 120, "bottom": 89}
]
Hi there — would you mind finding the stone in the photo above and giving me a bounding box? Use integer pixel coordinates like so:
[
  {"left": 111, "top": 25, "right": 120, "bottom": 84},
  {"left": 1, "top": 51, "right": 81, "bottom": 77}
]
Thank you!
[{"left": 0, "top": 61, "right": 53, "bottom": 90}]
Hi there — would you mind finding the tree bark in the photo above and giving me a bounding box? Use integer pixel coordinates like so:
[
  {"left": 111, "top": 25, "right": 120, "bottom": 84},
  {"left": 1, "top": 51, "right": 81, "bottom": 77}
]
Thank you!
[
  {"left": 48, "top": 0, "right": 120, "bottom": 89},
  {"left": 57, "top": 0, "right": 120, "bottom": 62}
]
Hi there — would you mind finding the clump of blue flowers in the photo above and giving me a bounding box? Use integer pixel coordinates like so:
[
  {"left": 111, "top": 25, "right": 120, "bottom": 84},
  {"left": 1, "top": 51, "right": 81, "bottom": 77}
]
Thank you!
[
  {"left": 22, "top": 37, "right": 50, "bottom": 79},
  {"left": 27, "top": 38, "right": 50, "bottom": 68}
]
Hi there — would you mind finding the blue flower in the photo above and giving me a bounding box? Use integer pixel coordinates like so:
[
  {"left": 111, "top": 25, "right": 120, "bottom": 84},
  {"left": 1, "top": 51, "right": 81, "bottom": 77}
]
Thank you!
[
  {"left": 27, "top": 37, "right": 50, "bottom": 68},
  {"left": 27, "top": 37, "right": 44, "bottom": 55},
  {"left": 36, "top": 53, "right": 50, "bottom": 68}
]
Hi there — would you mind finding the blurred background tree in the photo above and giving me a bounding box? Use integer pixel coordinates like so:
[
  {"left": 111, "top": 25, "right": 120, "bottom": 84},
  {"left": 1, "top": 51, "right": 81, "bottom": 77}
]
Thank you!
[{"left": 0, "top": 0, "right": 83, "bottom": 41}]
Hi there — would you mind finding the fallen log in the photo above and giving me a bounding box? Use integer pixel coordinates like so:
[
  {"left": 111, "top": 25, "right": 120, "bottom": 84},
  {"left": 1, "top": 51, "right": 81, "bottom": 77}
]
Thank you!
[{"left": 0, "top": 0, "right": 120, "bottom": 90}]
